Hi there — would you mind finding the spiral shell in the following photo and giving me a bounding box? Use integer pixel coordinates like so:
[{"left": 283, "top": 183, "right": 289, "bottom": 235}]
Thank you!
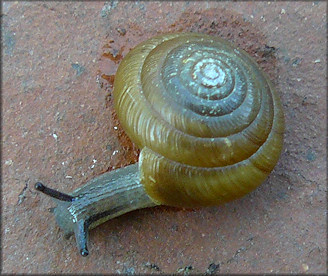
[{"left": 113, "top": 33, "right": 284, "bottom": 207}]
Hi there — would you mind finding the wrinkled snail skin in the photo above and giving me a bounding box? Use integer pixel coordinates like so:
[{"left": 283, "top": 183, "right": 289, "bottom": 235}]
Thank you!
[
  {"left": 35, "top": 164, "right": 156, "bottom": 256},
  {"left": 35, "top": 32, "right": 284, "bottom": 256}
]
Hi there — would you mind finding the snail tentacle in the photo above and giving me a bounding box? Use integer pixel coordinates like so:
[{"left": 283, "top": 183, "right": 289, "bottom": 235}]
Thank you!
[{"left": 35, "top": 182, "right": 76, "bottom": 202}]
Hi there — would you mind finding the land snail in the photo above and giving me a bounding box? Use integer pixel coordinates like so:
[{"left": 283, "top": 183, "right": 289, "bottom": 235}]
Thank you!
[{"left": 35, "top": 32, "right": 284, "bottom": 256}]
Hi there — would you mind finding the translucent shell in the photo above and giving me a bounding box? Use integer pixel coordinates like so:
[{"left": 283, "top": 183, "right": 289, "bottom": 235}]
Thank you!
[{"left": 113, "top": 33, "right": 284, "bottom": 207}]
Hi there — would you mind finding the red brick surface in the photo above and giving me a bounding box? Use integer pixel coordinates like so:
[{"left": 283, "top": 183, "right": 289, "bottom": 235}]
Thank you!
[{"left": 2, "top": 1, "right": 326, "bottom": 274}]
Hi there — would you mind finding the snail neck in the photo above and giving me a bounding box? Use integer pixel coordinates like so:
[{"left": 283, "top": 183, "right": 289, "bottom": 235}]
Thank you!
[
  {"left": 71, "top": 163, "right": 157, "bottom": 230},
  {"left": 36, "top": 163, "right": 158, "bottom": 256}
]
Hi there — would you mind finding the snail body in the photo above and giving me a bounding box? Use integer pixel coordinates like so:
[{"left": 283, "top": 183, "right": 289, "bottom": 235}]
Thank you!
[{"left": 36, "top": 32, "right": 284, "bottom": 256}]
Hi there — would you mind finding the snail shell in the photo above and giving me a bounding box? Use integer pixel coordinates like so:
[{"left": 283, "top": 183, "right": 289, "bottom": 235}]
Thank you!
[
  {"left": 35, "top": 32, "right": 284, "bottom": 256},
  {"left": 113, "top": 32, "right": 284, "bottom": 207}
]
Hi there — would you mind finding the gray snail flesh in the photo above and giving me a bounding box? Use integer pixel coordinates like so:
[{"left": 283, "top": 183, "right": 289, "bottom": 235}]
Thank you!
[{"left": 35, "top": 32, "right": 284, "bottom": 256}]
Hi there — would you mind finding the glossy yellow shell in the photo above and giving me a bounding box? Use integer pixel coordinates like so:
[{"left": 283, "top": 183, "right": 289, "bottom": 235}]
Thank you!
[{"left": 113, "top": 33, "right": 284, "bottom": 208}]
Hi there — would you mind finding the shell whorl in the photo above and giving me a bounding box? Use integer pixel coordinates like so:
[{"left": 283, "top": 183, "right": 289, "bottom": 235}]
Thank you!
[{"left": 113, "top": 33, "right": 284, "bottom": 207}]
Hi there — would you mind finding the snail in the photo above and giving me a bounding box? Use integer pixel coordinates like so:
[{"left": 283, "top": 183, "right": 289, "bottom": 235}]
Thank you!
[{"left": 35, "top": 32, "right": 284, "bottom": 256}]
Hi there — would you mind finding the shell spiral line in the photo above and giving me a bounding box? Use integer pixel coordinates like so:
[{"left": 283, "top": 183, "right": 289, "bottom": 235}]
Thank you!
[{"left": 113, "top": 33, "right": 284, "bottom": 208}]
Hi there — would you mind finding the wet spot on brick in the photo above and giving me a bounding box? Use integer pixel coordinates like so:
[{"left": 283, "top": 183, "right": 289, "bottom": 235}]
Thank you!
[
  {"left": 144, "top": 262, "right": 160, "bottom": 271},
  {"left": 260, "top": 45, "right": 277, "bottom": 58},
  {"left": 206, "top": 263, "right": 220, "bottom": 274},
  {"left": 17, "top": 182, "right": 28, "bottom": 205},
  {"left": 3, "top": 30, "right": 16, "bottom": 56},
  {"left": 124, "top": 266, "right": 135, "bottom": 275},
  {"left": 100, "top": 0, "right": 118, "bottom": 17},
  {"left": 71, "top": 63, "right": 85, "bottom": 76},
  {"left": 116, "top": 27, "right": 126, "bottom": 36},
  {"left": 292, "top": 57, "right": 302, "bottom": 67},
  {"left": 306, "top": 149, "right": 316, "bottom": 161},
  {"left": 177, "top": 265, "right": 193, "bottom": 275}
]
